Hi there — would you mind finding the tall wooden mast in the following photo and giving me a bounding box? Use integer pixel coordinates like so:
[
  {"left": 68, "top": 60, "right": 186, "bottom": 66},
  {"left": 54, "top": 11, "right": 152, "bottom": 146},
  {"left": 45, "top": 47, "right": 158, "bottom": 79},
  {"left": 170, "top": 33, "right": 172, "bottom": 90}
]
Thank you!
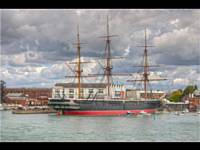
[
  {"left": 76, "top": 24, "right": 82, "bottom": 99},
  {"left": 127, "top": 28, "right": 167, "bottom": 100},
  {"left": 104, "top": 16, "right": 112, "bottom": 97},
  {"left": 65, "top": 16, "right": 132, "bottom": 99},
  {"left": 143, "top": 28, "right": 149, "bottom": 99},
  {"left": 65, "top": 25, "right": 87, "bottom": 99},
  {"left": 88, "top": 15, "right": 132, "bottom": 98}
]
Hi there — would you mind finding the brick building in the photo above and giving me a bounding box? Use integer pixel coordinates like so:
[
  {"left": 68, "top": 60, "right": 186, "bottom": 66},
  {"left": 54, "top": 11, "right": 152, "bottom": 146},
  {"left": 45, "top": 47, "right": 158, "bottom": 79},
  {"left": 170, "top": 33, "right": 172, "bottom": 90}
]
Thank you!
[
  {"left": 4, "top": 88, "right": 52, "bottom": 106},
  {"left": 5, "top": 93, "right": 27, "bottom": 106},
  {"left": 188, "top": 90, "right": 200, "bottom": 112}
]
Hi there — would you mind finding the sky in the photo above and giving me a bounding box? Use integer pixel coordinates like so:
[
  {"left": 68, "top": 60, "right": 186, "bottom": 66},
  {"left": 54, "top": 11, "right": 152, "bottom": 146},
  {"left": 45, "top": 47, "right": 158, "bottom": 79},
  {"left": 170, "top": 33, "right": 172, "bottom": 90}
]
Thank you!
[{"left": 0, "top": 9, "right": 200, "bottom": 91}]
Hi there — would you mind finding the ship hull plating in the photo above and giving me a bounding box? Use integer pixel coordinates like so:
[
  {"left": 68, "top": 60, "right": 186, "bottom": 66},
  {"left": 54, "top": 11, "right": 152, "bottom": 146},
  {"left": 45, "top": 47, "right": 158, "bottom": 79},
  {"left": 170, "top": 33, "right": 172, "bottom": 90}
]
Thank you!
[
  {"left": 48, "top": 99, "right": 162, "bottom": 116},
  {"left": 62, "top": 109, "right": 156, "bottom": 116}
]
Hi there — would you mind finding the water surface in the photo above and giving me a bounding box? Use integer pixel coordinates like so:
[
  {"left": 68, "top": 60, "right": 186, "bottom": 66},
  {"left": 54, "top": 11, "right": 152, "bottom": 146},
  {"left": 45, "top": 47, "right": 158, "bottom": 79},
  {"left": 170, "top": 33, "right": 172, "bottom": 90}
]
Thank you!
[{"left": 0, "top": 111, "right": 199, "bottom": 142}]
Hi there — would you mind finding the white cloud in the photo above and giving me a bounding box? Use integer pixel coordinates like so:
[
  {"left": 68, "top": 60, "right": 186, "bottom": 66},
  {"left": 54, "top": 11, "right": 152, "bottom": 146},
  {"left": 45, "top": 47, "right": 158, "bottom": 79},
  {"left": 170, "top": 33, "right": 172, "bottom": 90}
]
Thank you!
[
  {"left": 10, "top": 53, "right": 26, "bottom": 65},
  {"left": 76, "top": 9, "right": 86, "bottom": 16},
  {"left": 170, "top": 19, "right": 179, "bottom": 26},
  {"left": 154, "top": 27, "right": 189, "bottom": 48},
  {"left": 173, "top": 78, "right": 190, "bottom": 85},
  {"left": 1, "top": 9, "right": 200, "bottom": 89},
  {"left": 123, "top": 46, "right": 130, "bottom": 56},
  {"left": 153, "top": 26, "right": 199, "bottom": 65}
]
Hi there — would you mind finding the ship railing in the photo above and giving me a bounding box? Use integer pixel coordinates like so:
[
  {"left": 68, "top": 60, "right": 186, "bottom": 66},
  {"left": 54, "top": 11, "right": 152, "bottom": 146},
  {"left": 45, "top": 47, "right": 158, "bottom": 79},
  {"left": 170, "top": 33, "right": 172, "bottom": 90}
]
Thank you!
[{"left": 48, "top": 101, "right": 78, "bottom": 105}]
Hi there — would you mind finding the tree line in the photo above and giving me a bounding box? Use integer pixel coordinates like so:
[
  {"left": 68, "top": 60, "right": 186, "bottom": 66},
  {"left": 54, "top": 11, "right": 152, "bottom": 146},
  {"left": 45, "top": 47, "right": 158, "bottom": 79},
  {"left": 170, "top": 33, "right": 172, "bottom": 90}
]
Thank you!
[{"left": 168, "top": 85, "right": 198, "bottom": 102}]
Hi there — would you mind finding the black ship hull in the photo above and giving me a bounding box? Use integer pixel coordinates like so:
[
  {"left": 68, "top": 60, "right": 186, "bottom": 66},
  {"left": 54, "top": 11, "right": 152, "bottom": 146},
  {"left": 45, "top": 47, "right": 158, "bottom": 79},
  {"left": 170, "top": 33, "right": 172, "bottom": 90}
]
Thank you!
[{"left": 48, "top": 99, "right": 162, "bottom": 116}]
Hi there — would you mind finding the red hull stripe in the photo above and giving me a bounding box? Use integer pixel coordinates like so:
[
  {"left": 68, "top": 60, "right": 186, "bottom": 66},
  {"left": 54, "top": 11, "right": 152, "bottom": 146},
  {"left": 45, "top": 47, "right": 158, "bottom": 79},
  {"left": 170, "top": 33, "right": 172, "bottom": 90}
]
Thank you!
[{"left": 63, "top": 109, "right": 156, "bottom": 116}]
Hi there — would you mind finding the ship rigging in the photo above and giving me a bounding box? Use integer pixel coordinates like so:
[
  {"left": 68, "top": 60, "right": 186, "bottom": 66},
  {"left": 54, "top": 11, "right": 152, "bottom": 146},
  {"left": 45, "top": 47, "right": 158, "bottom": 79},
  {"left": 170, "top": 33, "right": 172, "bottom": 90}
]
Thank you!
[
  {"left": 127, "top": 28, "right": 167, "bottom": 100},
  {"left": 65, "top": 16, "right": 131, "bottom": 99},
  {"left": 48, "top": 16, "right": 165, "bottom": 116}
]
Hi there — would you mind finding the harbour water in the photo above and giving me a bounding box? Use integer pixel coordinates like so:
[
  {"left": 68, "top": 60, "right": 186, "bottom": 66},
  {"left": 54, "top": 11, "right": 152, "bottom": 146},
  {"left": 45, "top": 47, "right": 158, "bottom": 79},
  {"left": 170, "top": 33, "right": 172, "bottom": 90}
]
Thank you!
[{"left": 0, "top": 111, "right": 199, "bottom": 142}]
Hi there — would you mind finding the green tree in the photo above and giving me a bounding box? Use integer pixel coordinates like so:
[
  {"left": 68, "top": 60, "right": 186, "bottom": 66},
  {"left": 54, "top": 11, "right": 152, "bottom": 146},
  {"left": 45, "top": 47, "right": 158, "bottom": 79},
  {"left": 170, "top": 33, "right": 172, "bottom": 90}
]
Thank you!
[
  {"left": 182, "top": 85, "right": 198, "bottom": 97},
  {"left": 168, "top": 89, "right": 183, "bottom": 102},
  {"left": 168, "top": 85, "right": 198, "bottom": 102}
]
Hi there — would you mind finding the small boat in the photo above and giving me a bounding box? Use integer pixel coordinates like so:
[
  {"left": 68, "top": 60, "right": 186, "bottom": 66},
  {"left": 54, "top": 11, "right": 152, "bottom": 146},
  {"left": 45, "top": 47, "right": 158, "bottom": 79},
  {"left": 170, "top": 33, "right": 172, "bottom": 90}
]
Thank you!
[
  {"left": 174, "top": 112, "right": 180, "bottom": 115},
  {"left": 12, "top": 109, "right": 57, "bottom": 114},
  {"left": 140, "top": 110, "right": 147, "bottom": 114},
  {"left": 144, "top": 113, "right": 151, "bottom": 116},
  {"left": 0, "top": 104, "right": 4, "bottom": 111},
  {"left": 12, "top": 105, "right": 57, "bottom": 114},
  {"left": 174, "top": 111, "right": 184, "bottom": 116},
  {"left": 182, "top": 109, "right": 189, "bottom": 113},
  {"left": 126, "top": 111, "right": 132, "bottom": 115},
  {"left": 139, "top": 110, "right": 151, "bottom": 116}
]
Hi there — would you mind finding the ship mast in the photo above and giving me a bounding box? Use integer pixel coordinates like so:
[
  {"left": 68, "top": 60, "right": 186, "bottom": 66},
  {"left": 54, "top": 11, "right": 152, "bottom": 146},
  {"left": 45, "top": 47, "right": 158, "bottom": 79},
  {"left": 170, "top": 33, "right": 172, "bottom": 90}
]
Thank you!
[
  {"left": 65, "top": 24, "right": 124, "bottom": 99},
  {"left": 76, "top": 25, "right": 82, "bottom": 99},
  {"left": 143, "top": 29, "right": 149, "bottom": 99},
  {"left": 104, "top": 16, "right": 112, "bottom": 97},
  {"left": 88, "top": 16, "right": 132, "bottom": 98},
  {"left": 127, "top": 28, "right": 167, "bottom": 100},
  {"left": 65, "top": 25, "right": 88, "bottom": 99}
]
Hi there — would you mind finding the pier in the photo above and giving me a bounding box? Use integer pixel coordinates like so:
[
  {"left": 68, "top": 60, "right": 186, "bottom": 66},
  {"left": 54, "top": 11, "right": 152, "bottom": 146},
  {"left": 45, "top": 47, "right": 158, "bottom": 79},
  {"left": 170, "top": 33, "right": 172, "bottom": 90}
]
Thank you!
[{"left": 163, "top": 103, "right": 189, "bottom": 111}]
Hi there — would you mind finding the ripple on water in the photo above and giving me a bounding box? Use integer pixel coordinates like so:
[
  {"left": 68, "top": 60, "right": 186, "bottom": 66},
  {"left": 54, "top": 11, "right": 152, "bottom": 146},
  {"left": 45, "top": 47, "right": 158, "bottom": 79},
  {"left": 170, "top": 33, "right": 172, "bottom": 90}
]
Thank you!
[{"left": 1, "top": 111, "right": 200, "bottom": 142}]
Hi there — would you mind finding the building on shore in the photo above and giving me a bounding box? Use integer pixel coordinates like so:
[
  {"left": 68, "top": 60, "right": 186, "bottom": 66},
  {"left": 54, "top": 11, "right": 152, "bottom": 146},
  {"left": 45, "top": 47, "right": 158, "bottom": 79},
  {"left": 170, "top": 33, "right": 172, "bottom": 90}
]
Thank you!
[
  {"left": 126, "top": 89, "right": 165, "bottom": 100},
  {"left": 4, "top": 88, "right": 52, "bottom": 106},
  {"left": 188, "top": 89, "right": 200, "bottom": 112},
  {"left": 5, "top": 93, "right": 27, "bottom": 106},
  {"left": 3, "top": 85, "right": 165, "bottom": 106}
]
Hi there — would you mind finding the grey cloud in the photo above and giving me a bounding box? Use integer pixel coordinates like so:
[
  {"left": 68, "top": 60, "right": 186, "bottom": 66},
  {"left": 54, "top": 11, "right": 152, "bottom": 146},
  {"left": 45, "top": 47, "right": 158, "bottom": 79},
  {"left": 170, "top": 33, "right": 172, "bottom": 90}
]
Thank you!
[
  {"left": 2, "top": 9, "right": 200, "bottom": 67},
  {"left": 1, "top": 9, "right": 200, "bottom": 88}
]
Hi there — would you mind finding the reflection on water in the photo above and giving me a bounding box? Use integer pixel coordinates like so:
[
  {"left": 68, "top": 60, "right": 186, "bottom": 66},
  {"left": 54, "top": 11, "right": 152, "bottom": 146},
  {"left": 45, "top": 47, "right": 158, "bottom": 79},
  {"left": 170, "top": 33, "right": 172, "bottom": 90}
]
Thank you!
[{"left": 0, "top": 111, "right": 199, "bottom": 142}]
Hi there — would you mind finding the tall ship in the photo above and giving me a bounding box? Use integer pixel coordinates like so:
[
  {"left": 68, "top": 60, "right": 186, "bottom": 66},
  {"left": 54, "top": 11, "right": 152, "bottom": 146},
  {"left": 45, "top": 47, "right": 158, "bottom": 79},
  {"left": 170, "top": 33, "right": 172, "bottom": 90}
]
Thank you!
[{"left": 48, "top": 17, "right": 167, "bottom": 116}]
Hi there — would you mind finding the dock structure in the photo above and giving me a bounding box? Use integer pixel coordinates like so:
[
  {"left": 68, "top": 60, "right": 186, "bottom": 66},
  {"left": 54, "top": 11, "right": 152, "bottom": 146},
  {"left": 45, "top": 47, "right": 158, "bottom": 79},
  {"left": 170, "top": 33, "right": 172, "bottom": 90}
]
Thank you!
[
  {"left": 164, "top": 103, "right": 189, "bottom": 111},
  {"left": 12, "top": 108, "right": 56, "bottom": 114}
]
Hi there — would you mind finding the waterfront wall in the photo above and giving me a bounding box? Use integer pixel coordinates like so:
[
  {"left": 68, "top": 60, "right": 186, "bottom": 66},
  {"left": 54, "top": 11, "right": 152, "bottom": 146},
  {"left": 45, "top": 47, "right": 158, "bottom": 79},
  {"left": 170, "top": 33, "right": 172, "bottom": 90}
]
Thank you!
[{"left": 163, "top": 103, "right": 189, "bottom": 111}]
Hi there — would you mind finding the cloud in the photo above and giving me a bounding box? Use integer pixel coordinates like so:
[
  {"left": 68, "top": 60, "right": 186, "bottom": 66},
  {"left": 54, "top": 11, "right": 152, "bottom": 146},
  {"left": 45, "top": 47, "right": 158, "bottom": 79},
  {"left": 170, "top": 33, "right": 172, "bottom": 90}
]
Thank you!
[
  {"left": 2, "top": 9, "right": 200, "bottom": 65},
  {"left": 10, "top": 53, "right": 26, "bottom": 66},
  {"left": 153, "top": 27, "right": 200, "bottom": 65},
  {"left": 123, "top": 46, "right": 130, "bottom": 57},
  {"left": 173, "top": 78, "right": 190, "bottom": 85},
  {"left": 170, "top": 19, "right": 179, "bottom": 27},
  {"left": 1, "top": 9, "right": 200, "bottom": 88}
]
